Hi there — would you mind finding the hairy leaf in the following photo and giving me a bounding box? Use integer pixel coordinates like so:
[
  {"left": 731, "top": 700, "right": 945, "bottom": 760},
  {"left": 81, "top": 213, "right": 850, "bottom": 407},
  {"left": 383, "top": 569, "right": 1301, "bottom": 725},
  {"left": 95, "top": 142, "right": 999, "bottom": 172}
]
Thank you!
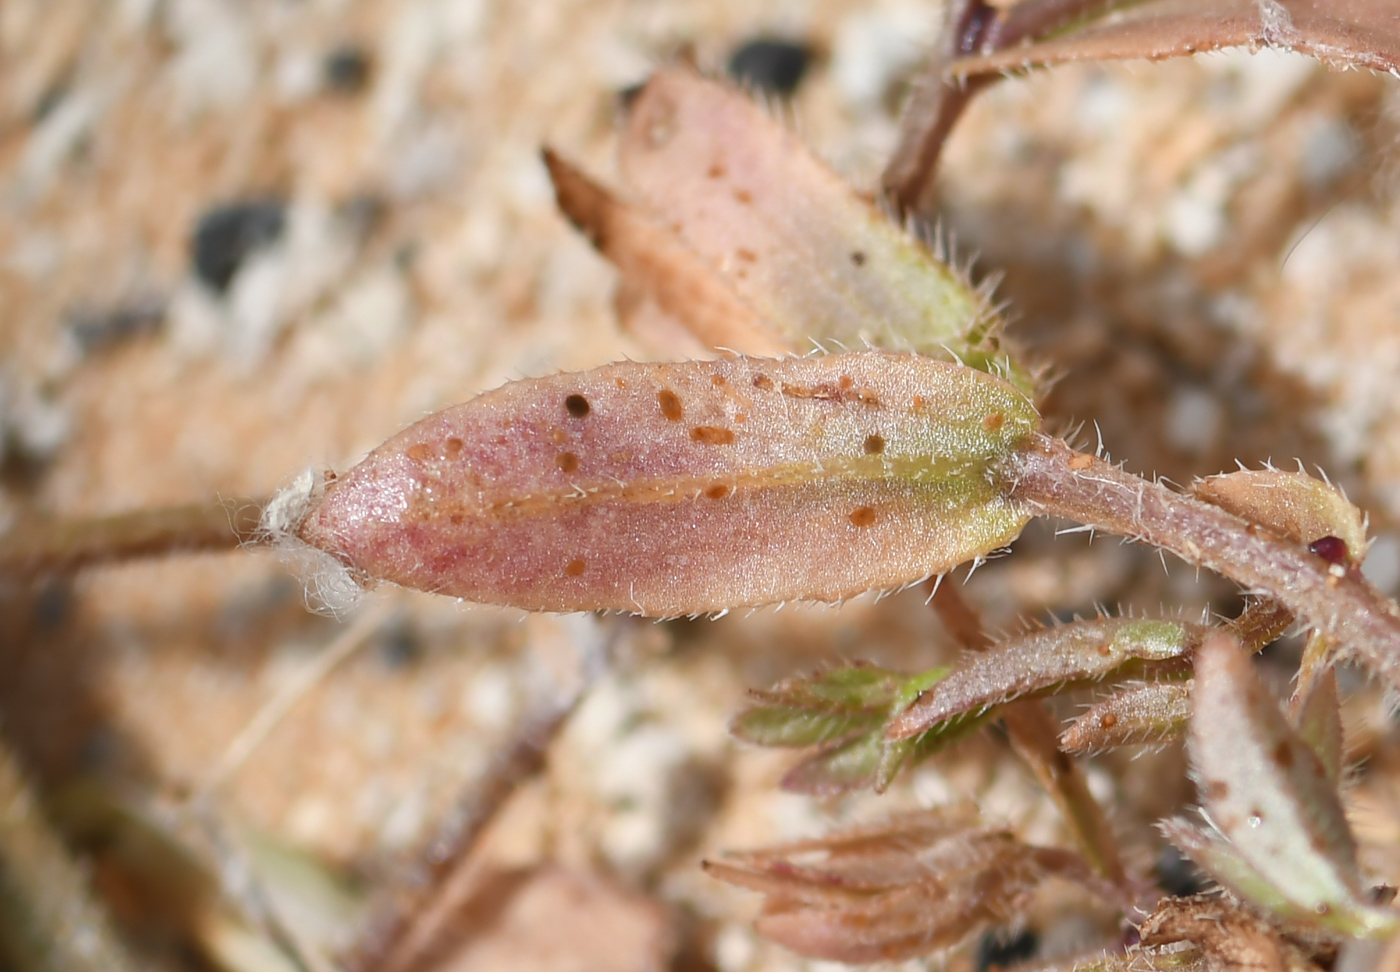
[
  {"left": 1194, "top": 469, "right": 1367, "bottom": 566},
  {"left": 705, "top": 809, "right": 1097, "bottom": 963},
  {"left": 1292, "top": 664, "right": 1343, "bottom": 784},
  {"left": 298, "top": 352, "right": 1036, "bottom": 615},
  {"left": 949, "top": 0, "right": 1400, "bottom": 78},
  {"left": 733, "top": 663, "right": 988, "bottom": 794},
  {"left": 1060, "top": 681, "right": 1193, "bottom": 755},
  {"left": 618, "top": 69, "right": 1028, "bottom": 388},
  {"left": 1167, "top": 635, "right": 1396, "bottom": 937},
  {"left": 890, "top": 617, "right": 1205, "bottom": 739}
]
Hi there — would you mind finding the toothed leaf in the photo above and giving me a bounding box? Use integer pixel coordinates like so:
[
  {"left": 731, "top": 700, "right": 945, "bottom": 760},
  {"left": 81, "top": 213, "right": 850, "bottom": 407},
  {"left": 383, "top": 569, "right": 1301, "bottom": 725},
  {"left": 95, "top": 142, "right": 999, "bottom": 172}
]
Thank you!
[{"left": 299, "top": 352, "right": 1036, "bottom": 615}]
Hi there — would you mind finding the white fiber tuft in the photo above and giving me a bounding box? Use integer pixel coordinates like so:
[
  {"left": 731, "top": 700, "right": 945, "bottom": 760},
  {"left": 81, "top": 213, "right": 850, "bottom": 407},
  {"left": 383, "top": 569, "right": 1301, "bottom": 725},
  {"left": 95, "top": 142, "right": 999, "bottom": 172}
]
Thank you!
[{"left": 260, "top": 467, "right": 365, "bottom": 616}]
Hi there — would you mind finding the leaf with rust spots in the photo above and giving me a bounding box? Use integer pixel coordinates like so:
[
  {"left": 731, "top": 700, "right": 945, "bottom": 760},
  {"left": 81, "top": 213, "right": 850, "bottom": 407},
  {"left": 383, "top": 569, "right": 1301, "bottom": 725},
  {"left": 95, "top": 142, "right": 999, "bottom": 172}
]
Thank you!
[
  {"left": 949, "top": 0, "right": 1400, "bottom": 78},
  {"left": 1061, "top": 680, "right": 1193, "bottom": 755},
  {"left": 617, "top": 69, "right": 1029, "bottom": 389},
  {"left": 704, "top": 809, "right": 1099, "bottom": 963},
  {"left": 888, "top": 617, "right": 1205, "bottom": 740},
  {"left": 297, "top": 351, "right": 1037, "bottom": 616},
  {"left": 1165, "top": 634, "right": 1397, "bottom": 937}
]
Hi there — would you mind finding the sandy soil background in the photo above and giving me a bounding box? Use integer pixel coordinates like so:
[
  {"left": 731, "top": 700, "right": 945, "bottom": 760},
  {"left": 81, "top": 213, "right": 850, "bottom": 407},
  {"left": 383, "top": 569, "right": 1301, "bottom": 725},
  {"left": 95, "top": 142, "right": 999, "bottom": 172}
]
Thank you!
[{"left": 4, "top": 1, "right": 1400, "bottom": 970}]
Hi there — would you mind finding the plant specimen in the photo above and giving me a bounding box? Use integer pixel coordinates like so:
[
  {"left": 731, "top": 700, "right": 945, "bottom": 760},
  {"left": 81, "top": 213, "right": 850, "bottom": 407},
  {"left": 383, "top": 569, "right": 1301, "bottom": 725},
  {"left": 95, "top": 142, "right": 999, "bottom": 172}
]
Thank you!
[{"left": 5, "top": 2, "right": 1400, "bottom": 971}]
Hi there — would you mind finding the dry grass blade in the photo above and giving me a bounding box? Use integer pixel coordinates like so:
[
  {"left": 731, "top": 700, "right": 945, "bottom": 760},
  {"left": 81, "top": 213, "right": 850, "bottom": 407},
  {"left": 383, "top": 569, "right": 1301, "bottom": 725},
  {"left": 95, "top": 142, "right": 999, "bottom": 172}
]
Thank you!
[{"left": 0, "top": 739, "right": 141, "bottom": 972}]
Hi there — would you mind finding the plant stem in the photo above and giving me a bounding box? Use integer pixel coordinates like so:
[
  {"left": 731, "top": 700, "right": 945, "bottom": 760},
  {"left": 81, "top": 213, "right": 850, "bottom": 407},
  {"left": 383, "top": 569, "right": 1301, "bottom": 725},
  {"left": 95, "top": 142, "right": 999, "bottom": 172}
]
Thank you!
[
  {"left": 1003, "top": 434, "right": 1400, "bottom": 692},
  {"left": 928, "top": 582, "right": 1129, "bottom": 889},
  {"left": 0, "top": 498, "right": 266, "bottom": 578}
]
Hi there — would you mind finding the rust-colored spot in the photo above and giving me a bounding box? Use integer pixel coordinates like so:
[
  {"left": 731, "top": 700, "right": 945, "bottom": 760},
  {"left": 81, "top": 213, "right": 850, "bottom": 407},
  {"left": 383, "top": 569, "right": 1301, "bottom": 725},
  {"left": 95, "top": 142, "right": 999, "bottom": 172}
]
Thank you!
[
  {"left": 752, "top": 374, "right": 774, "bottom": 391},
  {"left": 565, "top": 394, "right": 591, "bottom": 418},
  {"left": 1273, "top": 741, "right": 1294, "bottom": 769},
  {"left": 849, "top": 506, "right": 877, "bottom": 528},
  {"left": 614, "top": 378, "right": 626, "bottom": 388},
  {"left": 864, "top": 434, "right": 886, "bottom": 455},
  {"left": 850, "top": 250, "right": 866, "bottom": 267},
  {"left": 444, "top": 437, "right": 464, "bottom": 458},
  {"left": 658, "top": 389, "right": 684, "bottom": 421},
  {"left": 705, "top": 483, "right": 731, "bottom": 500},
  {"left": 710, "top": 374, "right": 727, "bottom": 386},
  {"left": 983, "top": 412, "right": 1005, "bottom": 432},
  {"left": 735, "top": 248, "right": 757, "bottom": 263},
  {"left": 449, "top": 513, "right": 465, "bottom": 526},
  {"left": 733, "top": 188, "right": 753, "bottom": 204},
  {"left": 838, "top": 374, "right": 854, "bottom": 390},
  {"left": 1096, "top": 643, "right": 1111, "bottom": 656},
  {"left": 556, "top": 452, "right": 580, "bottom": 473},
  {"left": 691, "top": 426, "right": 736, "bottom": 445},
  {"left": 734, "top": 413, "right": 747, "bottom": 424},
  {"left": 565, "top": 559, "right": 587, "bottom": 577},
  {"left": 551, "top": 428, "right": 568, "bottom": 445},
  {"left": 912, "top": 395, "right": 927, "bottom": 410},
  {"left": 707, "top": 162, "right": 726, "bottom": 179},
  {"left": 1204, "top": 780, "right": 1230, "bottom": 801},
  {"left": 781, "top": 383, "right": 816, "bottom": 399},
  {"left": 1099, "top": 712, "right": 1119, "bottom": 729},
  {"left": 406, "top": 443, "right": 433, "bottom": 462},
  {"left": 1069, "top": 453, "right": 1095, "bottom": 470}
]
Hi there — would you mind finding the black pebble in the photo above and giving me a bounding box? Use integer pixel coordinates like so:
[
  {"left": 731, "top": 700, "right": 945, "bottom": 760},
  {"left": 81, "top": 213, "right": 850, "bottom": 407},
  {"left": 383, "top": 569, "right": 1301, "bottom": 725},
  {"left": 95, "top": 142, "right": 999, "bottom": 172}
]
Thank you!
[
  {"left": 1156, "top": 843, "right": 1209, "bottom": 897},
  {"left": 975, "top": 927, "right": 1038, "bottom": 972},
  {"left": 727, "top": 38, "right": 812, "bottom": 95},
  {"left": 324, "top": 44, "right": 373, "bottom": 94},
  {"left": 67, "top": 297, "right": 166, "bottom": 353},
  {"left": 190, "top": 199, "right": 287, "bottom": 293}
]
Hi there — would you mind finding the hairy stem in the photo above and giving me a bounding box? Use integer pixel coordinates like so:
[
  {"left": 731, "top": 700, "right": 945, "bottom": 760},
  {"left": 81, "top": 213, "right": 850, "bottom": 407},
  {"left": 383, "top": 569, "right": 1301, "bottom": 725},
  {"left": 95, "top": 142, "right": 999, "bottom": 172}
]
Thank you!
[
  {"left": 928, "top": 582, "right": 1129, "bottom": 889},
  {"left": 0, "top": 498, "right": 266, "bottom": 578},
  {"left": 1003, "top": 434, "right": 1400, "bottom": 691}
]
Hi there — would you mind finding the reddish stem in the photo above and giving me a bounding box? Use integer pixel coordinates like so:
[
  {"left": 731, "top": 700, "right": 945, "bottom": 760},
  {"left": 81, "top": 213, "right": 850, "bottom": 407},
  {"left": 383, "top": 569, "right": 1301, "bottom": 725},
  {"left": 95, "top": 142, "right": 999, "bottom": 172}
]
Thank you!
[{"left": 1002, "top": 434, "right": 1400, "bottom": 691}]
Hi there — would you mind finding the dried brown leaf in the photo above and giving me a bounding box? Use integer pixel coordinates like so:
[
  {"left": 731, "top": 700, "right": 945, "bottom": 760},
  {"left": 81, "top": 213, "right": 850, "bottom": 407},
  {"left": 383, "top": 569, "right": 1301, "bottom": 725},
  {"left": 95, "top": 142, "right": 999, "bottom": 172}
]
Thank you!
[
  {"left": 542, "top": 147, "right": 790, "bottom": 357},
  {"left": 1138, "top": 894, "right": 1321, "bottom": 972},
  {"left": 706, "top": 809, "right": 1097, "bottom": 963}
]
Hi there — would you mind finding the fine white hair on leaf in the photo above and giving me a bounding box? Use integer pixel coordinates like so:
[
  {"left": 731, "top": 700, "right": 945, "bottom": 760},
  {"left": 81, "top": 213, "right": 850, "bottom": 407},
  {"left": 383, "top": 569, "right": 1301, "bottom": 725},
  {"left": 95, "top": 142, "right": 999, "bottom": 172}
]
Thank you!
[{"left": 259, "top": 466, "right": 365, "bottom": 616}]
